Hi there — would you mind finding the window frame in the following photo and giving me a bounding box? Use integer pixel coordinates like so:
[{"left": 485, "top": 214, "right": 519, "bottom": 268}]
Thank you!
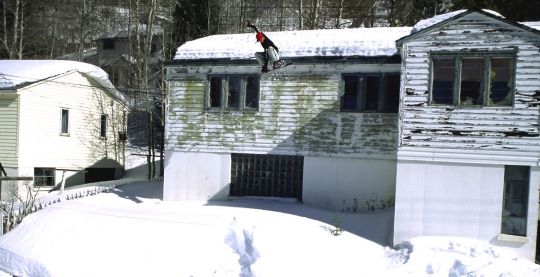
[
  {"left": 205, "top": 74, "right": 260, "bottom": 112},
  {"left": 34, "top": 167, "right": 55, "bottom": 187},
  {"left": 340, "top": 73, "right": 400, "bottom": 113},
  {"left": 500, "top": 165, "right": 530, "bottom": 237},
  {"left": 60, "top": 108, "right": 69, "bottom": 136},
  {"left": 100, "top": 114, "right": 107, "bottom": 138},
  {"left": 429, "top": 51, "right": 517, "bottom": 107}
]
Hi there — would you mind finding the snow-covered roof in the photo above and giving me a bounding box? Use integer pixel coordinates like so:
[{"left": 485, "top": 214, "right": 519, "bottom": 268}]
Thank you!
[
  {"left": 98, "top": 24, "right": 163, "bottom": 40},
  {"left": 0, "top": 60, "right": 125, "bottom": 103},
  {"left": 411, "top": 9, "right": 504, "bottom": 33},
  {"left": 173, "top": 27, "right": 413, "bottom": 61},
  {"left": 398, "top": 9, "right": 540, "bottom": 46}
]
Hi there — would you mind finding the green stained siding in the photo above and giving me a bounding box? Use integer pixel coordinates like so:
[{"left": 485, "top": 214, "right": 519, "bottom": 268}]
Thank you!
[{"left": 166, "top": 71, "right": 398, "bottom": 158}]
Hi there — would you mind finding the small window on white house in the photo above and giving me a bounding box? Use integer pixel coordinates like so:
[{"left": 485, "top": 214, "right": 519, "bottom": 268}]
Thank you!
[
  {"left": 100, "top": 114, "right": 107, "bottom": 138},
  {"left": 340, "top": 73, "right": 400, "bottom": 113},
  {"left": 61, "top": 109, "right": 69, "bottom": 135},
  {"left": 207, "top": 75, "right": 260, "bottom": 111},
  {"left": 501, "top": 165, "right": 530, "bottom": 236},
  {"left": 430, "top": 53, "right": 516, "bottom": 106},
  {"left": 34, "top": 168, "right": 55, "bottom": 186}
]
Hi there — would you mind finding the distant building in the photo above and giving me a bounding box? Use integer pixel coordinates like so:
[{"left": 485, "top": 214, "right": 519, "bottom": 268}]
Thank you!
[
  {"left": 164, "top": 9, "right": 540, "bottom": 261},
  {"left": 0, "top": 60, "right": 128, "bottom": 198}
]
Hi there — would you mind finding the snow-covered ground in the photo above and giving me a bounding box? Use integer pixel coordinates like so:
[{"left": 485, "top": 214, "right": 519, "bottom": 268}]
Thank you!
[{"left": 0, "top": 173, "right": 539, "bottom": 276}]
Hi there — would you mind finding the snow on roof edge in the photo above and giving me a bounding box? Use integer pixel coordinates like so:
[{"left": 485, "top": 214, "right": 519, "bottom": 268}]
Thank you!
[
  {"left": 173, "top": 27, "right": 413, "bottom": 61},
  {"left": 0, "top": 60, "right": 126, "bottom": 105}
]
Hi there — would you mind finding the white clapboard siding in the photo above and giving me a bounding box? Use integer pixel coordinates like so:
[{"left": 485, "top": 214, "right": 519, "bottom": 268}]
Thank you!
[
  {"left": 0, "top": 96, "right": 18, "bottom": 168},
  {"left": 399, "top": 13, "right": 540, "bottom": 164},
  {"left": 167, "top": 70, "right": 399, "bottom": 159},
  {"left": 17, "top": 71, "right": 125, "bottom": 171}
]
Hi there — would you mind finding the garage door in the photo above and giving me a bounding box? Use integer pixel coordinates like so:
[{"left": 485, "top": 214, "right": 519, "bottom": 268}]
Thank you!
[{"left": 230, "top": 153, "right": 303, "bottom": 201}]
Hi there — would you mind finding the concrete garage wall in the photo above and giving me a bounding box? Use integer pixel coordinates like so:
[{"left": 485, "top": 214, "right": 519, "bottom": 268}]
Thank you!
[
  {"left": 163, "top": 150, "right": 231, "bottom": 201},
  {"left": 394, "top": 160, "right": 540, "bottom": 260},
  {"left": 303, "top": 156, "right": 397, "bottom": 211}
]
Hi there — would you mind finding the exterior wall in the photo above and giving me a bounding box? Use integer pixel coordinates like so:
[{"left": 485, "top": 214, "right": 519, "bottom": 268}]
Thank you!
[
  {"left": 16, "top": 71, "right": 126, "bottom": 187},
  {"left": 164, "top": 150, "right": 231, "bottom": 201},
  {"left": 396, "top": 13, "right": 540, "bottom": 261},
  {"left": 303, "top": 156, "right": 396, "bottom": 211},
  {"left": 165, "top": 63, "right": 400, "bottom": 202},
  {"left": 394, "top": 160, "right": 539, "bottom": 261},
  {"left": 399, "top": 13, "right": 540, "bottom": 163},
  {"left": 0, "top": 94, "right": 19, "bottom": 169},
  {"left": 166, "top": 64, "right": 399, "bottom": 158}
]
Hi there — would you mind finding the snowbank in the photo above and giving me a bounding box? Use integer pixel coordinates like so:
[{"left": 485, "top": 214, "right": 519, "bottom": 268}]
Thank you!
[{"left": 0, "top": 180, "right": 538, "bottom": 277}]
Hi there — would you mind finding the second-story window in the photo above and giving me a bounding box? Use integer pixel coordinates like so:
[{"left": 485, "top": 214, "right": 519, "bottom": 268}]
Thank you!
[
  {"left": 100, "top": 114, "right": 107, "bottom": 138},
  {"left": 60, "top": 108, "right": 69, "bottom": 135},
  {"left": 430, "top": 53, "right": 516, "bottom": 106},
  {"left": 340, "top": 73, "right": 400, "bottom": 113},
  {"left": 207, "top": 75, "right": 260, "bottom": 111}
]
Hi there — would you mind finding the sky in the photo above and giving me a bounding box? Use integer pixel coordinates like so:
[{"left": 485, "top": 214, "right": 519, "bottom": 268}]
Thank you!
[{"left": 0, "top": 170, "right": 539, "bottom": 277}]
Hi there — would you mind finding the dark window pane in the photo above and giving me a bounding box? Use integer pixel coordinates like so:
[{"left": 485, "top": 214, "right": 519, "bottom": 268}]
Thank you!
[
  {"left": 245, "top": 76, "right": 259, "bottom": 109},
  {"left": 61, "top": 109, "right": 69, "bottom": 133},
  {"left": 34, "top": 168, "right": 55, "bottom": 186},
  {"left": 501, "top": 165, "right": 529, "bottom": 236},
  {"left": 365, "top": 76, "right": 380, "bottom": 111},
  {"left": 341, "top": 75, "right": 358, "bottom": 111},
  {"left": 209, "top": 77, "right": 221, "bottom": 108},
  {"left": 432, "top": 59, "right": 455, "bottom": 105},
  {"left": 489, "top": 58, "right": 514, "bottom": 106},
  {"left": 460, "top": 58, "right": 483, "bottom": 105},
  {"left": 227, "top": 76, "right": 241, "bottom": 109},
  {"left": 385, "top": 75, "right": 400, "bottom": 113},
  {"left": 100, "top": 115, "right": 107, "bottom": 137}
]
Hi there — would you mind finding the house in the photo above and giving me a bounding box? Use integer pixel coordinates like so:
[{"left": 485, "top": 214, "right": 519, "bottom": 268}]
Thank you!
[
  {"left": 394, "top": 9, "right": 540, "bottom": 261},
  {"left": 164, "top": 9, "right": 540, "bottom": 260},
  {"left": 0, "top": 60, "right": 128, "bottom": 198},
  {"left": 163, "top": 26, "right": 411, "bottom": 209},
  {"left": 93, "top": 24, "right": 164, "bottom": 92}
]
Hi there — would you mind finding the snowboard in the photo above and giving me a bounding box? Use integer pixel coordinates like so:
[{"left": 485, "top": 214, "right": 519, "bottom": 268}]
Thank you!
[{"left": 264, "top": 60, "right": 292, "bottom": 73}]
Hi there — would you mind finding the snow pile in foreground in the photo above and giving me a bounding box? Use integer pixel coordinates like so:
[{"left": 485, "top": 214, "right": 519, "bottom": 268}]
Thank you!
[{"left": 0, "top": 180, "right": 538, "bottom": 277}]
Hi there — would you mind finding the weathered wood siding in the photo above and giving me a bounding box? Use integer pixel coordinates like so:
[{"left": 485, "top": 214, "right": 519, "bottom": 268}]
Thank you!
[
  {"left": 166, "top": 66, "right": 399, "bottom": 159},
  {"left": 0, "top": 95, "right": 19, "bottom": 168},
  {"left": 399, "top": 13, "right": 540, "bottom": 164},
  {"left": 17, "top": 71, "right": 126, "bottom": 178}
]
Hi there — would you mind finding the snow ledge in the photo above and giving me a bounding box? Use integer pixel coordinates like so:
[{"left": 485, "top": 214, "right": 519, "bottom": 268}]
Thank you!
[{"left": 497, "top": 234, "right": 530, "bottom": 243}]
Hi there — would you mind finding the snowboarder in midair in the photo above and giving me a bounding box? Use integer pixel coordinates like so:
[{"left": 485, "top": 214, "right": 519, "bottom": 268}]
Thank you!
[{"left": 247, "top": 21, "right": 285, "bottom": 73}]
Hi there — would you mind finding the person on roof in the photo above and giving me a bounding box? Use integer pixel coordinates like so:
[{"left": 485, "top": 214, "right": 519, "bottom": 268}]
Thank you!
[{"left": 247, "top": 21, "right": 284, "bottom": 73}]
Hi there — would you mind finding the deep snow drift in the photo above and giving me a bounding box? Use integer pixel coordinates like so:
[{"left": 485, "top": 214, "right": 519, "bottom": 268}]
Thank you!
[{"left": 0, "top": 179, "right": 538, "bottom": 277}]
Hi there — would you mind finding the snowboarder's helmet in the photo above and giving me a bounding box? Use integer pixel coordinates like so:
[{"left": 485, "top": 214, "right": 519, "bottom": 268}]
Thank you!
[{"left": 256, "top": 32, "right": 264, "bottom": 42}]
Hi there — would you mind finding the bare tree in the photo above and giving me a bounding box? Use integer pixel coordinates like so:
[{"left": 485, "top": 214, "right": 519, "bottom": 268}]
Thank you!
[{"left": 0, "top": 0, "right": 26, "bottom": 59}]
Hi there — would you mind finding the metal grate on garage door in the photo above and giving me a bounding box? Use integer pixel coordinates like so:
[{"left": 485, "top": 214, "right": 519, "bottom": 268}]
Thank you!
[{"left": 230, "top": 153, "right": 304, "bottom": 201}]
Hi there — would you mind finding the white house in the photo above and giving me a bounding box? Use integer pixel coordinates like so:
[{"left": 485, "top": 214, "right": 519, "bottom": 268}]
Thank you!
[
  {"left": 164, "top": 9, "right": 540, "bottom": 260},
  {"left": 0, "top": 60, "right": 127, "bottom": 198},
  {"left": 394, "top": 9, "right": 540, "bottom": 261}
]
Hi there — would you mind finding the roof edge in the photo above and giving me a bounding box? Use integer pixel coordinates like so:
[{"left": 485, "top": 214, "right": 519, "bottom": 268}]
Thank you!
[
  {"left": 396, "top": 8, "right": 540, "bottom": 47},
  {"left": 164, "top": 55, "right": 402, "bottom": 67}
]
